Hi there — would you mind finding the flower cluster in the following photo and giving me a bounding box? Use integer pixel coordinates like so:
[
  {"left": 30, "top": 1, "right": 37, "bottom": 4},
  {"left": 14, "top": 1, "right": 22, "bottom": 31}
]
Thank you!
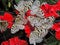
[
  {"left": 41, "top": 0, "right": 60, "bottom": 18},
  {"left": 12, "top": 0, "right": 55, "bottom": 45},
  {"left": 52, "top": 18, "right": 60, "bottom": 40},
  {"left": 0, "top": 12, "right": 14, "bottom": 32},
  {"left": 41, "top": 0, "right": 60, "bottom": 40}
]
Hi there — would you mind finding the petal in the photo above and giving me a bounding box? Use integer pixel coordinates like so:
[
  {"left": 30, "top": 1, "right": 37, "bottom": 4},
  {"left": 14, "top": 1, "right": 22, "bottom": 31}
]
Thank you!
[
  {"left": 25, "top": 10, "right": 31, "bottom": 18},
  {"left": 55, "top": 31, "right": 60, "bottom": 40},
  {"left": 3, "top": 12, "right": 14, "bottom": 22},
  {"left": 1, "top": 41, "right": 9, "bottom": 45}
]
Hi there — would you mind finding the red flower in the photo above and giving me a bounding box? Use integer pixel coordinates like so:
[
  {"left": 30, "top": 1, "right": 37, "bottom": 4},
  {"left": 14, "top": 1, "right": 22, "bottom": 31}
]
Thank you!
[
  {"left": 1, "top": 37, "right": 28, "bottom": 45},
  {"left": 24, "top": 24, "right": 31, "bottom": 37},
  {"left": 25, "top": 10, "right": 36, "bottom": 19},
  {"left": 25, "top": 10, "right": 31, "bottom": 19},
  {"left": 9, "top": 37, "right": 27, "bottom": 45},
  {"left": 55, "top": 31, "right": 60, "bottom": 40},
  {"left": 40, "top": 4, "right": 52, "bottom": 18},
  {"left": 40, "top": 3, "right": 59, "bottom": 18},
  {"left": 1, "top": 41, "right": 9, "bottom": 45},
  {"left": 40, "top": 4, "right": 50, "bottom": 13},
  {"left": 52, "top": 22, "right": 60, "bottom": 31},
  {"left": 52, "top": 22, "right": 60, "bottom": 40},
  {"left": 55, "top": 0, "right": 60, "bottom": 10},
  {"left": 0, "top": 12, "right": 14, "bottom": 29},
  {"left": 24, "top": 21, "right": 34, "bottom": 37},
  {"left": 19, "top": 40, "right": 28, "bottom": 45}
]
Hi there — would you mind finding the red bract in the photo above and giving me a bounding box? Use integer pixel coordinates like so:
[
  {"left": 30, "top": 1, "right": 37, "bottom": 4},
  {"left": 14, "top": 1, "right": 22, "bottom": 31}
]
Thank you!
[
  {"left": 25, "top": 10, "right": 36, "bottom": 19},
  {"left": 25, "top": 10, "right": 35, "bottom": 38},
  {"left": 55, "top": 31, "right": 60, "bottom": 40},
  {"left": 25, "top": 24, "right": 31, "bottom": 37},
  {"left": 1, "top": 41, "right": 9, "bottom": 45},
  {"left": 52, "top": 22, "right": 60, "bottom": 32},
  {"left": 1, "top": 37, "right": 28, "bottom": 45},
  {"left": 24, "top": 22, "right": 34, "bottom": 37},
  {"left": 25, "top": 10, "right": 31, "bottom": 19},
  {"left": 55, "top": 0, "right": 60, "bottom": 10},
  {"left": 40, "top": 2, "right": 60, "bottom": 18},
  {"left": 40, "top": 4, "right": 50, "bottom": 13},
  {"left": 40, "top": 4, "right": 51, "bottom": 18},
  {"left": 0, "top": 12, "right": 14, "bottom": 29},
  {"left": 52, "top": 22, "right": 60, "bottom": 40}
]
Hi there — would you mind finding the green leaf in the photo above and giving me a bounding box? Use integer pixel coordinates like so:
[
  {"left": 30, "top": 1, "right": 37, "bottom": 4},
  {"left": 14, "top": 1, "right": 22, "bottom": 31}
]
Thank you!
[
  {"left": 15, "top": 0, "right": 20, "bottom": 3},
  {"left": 46, "top": 0, "right": 58, "bottom": 4},
  {"left": 48, "top": 42, "right": 58, "bottom": 45},
  {"left": 39, "top": 0, "right": 45, "bottom": 4},
  {"left": 46, "top": 36, "right": 57, "bottom": 43}
]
